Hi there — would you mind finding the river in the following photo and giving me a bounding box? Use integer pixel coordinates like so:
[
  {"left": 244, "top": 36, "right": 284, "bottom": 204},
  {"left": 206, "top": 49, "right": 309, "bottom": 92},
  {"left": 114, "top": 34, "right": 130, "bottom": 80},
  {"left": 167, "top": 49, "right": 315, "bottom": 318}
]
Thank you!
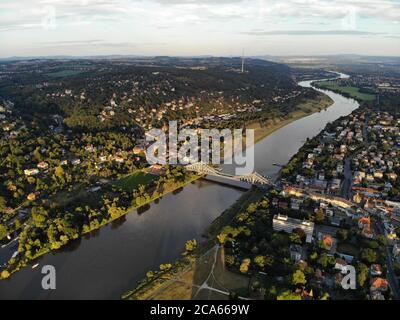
[{"left": 0, "top": 75, "right": 359, "bottom": 299}]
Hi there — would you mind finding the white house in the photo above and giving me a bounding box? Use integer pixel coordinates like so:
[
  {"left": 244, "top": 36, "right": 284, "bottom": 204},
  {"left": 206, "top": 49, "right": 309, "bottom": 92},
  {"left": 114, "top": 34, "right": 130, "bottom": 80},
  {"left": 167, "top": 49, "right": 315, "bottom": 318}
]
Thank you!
[{"left": 272, "top": 214, "right": 315, "bottom": 243}]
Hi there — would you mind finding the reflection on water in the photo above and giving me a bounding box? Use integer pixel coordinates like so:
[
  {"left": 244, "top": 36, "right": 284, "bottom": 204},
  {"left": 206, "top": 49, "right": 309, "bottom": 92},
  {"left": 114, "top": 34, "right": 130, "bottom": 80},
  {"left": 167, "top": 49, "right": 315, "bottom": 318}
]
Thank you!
[
  {"left": 0, "top": 79, "right": 359, "bottom": 300},
  {"left": 110, "top": 216, "right": 127, "bottom": 230},
  {"left": 137, "top": 204, "right": 151, "bottom": 215}
]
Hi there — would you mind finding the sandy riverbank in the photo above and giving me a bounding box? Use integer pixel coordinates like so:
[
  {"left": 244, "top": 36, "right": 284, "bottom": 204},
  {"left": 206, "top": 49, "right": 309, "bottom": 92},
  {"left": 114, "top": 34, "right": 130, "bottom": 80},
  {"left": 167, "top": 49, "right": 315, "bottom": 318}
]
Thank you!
[{"left": 249, "top": 92, "right": 333, "bottom": 144}]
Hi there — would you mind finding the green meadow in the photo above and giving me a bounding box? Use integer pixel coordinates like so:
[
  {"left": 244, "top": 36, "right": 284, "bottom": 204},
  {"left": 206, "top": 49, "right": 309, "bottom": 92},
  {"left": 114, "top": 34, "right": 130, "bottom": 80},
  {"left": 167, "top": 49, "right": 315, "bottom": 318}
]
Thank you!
[{"left": 316, "top": 81, "right": 376, "bottom": 102}]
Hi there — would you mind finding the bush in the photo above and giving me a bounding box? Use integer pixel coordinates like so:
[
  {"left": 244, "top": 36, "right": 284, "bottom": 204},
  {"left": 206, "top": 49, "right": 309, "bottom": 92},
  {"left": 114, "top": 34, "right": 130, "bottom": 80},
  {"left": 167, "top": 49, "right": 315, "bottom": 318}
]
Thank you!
[
  {"left": 1, "top": 270, "right": 10, "bottom": 279},
  {"left": 239, "top": 258, "right": 251, "bottom": 273}
]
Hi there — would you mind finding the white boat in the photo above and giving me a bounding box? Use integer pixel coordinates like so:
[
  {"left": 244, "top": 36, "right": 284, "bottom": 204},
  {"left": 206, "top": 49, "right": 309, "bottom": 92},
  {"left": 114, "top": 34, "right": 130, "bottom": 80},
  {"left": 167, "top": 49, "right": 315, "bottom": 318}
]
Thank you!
[{"left": 32, "top": 263, "right": 39, "bottom": 269}]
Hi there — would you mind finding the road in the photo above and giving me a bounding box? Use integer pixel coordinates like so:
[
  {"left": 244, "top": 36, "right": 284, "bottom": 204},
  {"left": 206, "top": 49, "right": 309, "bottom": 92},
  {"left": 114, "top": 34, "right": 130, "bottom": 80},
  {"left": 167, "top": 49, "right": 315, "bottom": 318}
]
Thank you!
[
  {"left": 340, "top": 156, "right": 353, "bottom": 200},
  {"left": 375, "top": 221, "right": 400, "bottom": 299},
  {"left": 363, "top": 116, "right": 369, "bottom": 144}
]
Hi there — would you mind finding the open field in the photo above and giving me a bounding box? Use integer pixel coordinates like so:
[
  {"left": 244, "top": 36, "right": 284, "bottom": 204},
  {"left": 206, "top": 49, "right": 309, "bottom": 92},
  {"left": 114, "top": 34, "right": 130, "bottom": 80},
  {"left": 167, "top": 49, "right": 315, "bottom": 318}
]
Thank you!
[
  {"left": 113, "top": 171, "right": 157, "bottom": 191},
  {"left": 46, "top": 70, "right": 83, "bottom": 78},
  {"left": 315, "top": 81, "right": 376, "bottom": 102}
]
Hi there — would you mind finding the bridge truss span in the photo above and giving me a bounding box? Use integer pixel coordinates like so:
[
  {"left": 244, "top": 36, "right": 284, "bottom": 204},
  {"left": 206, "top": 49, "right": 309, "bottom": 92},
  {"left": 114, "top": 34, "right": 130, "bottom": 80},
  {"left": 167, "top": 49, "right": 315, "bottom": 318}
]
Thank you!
[{"left": 185, "top": 162, "right": 272, "bottom": 186}]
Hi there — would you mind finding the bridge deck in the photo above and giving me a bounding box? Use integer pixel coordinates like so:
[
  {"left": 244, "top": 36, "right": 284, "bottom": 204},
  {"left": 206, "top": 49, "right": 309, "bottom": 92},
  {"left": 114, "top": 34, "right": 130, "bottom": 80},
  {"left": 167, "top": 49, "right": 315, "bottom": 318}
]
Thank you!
[{"left": 200, "top": 175, "right": 253, "bottom": 190}]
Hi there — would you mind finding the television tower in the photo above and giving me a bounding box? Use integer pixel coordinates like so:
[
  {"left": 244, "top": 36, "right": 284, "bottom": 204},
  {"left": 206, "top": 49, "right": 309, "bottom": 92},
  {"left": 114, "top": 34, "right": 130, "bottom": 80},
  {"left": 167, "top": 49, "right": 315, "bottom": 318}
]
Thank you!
[{"left": 241, "top": 49, "right": 245, "bottom": 73}]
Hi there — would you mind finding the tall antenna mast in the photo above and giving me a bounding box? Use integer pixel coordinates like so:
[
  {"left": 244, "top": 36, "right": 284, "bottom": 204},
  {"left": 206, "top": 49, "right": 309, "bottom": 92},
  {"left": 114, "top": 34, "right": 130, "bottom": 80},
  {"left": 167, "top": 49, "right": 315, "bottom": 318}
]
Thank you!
[{"left": 241, "top": 49, "right": 245, "bottom": 73}]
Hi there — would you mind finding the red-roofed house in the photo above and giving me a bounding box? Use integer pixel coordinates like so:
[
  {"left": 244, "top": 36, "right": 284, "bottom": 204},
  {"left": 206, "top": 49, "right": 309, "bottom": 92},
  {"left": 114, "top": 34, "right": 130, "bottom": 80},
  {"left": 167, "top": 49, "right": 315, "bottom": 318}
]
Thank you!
[{"left": 370, "top": 278, "right": 389, "bottom": 292}]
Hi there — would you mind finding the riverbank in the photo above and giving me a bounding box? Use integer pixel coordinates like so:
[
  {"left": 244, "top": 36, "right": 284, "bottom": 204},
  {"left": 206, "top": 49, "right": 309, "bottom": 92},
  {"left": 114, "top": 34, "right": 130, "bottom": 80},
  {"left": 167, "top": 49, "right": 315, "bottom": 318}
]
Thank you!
[
  {"left": 1, "top": 171, "right": 202, "bottom": 280},
  {"left": 249, "top": 92, "right": 333, "bottom": 144}
]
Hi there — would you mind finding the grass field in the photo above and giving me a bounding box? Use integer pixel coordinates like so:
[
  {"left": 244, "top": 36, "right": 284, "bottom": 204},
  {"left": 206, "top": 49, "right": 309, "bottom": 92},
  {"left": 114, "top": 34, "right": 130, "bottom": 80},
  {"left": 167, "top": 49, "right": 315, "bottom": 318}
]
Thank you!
[
  {"left": 316, "top": 81, "right": 376, "bottom": 102},
  {"left": 46, "top": 70, "right": 83, "bottom": 78},
  {"left": 114, "top": 171, "right": 156, "bottom": 191}
]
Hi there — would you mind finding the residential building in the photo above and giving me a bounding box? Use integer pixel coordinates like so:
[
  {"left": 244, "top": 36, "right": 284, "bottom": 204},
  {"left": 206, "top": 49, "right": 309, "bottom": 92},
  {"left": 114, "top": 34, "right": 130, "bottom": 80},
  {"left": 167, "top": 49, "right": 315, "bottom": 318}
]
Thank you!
[{"left": 272, "top": 214, "right": 315, "bottom": 243}]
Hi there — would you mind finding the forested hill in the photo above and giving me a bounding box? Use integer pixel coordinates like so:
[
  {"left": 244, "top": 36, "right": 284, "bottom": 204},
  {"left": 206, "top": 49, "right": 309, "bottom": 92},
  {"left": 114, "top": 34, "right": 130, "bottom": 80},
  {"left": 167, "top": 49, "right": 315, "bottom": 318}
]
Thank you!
[{"left": 0, "top": 57, "right": 314, "bottom": 133}]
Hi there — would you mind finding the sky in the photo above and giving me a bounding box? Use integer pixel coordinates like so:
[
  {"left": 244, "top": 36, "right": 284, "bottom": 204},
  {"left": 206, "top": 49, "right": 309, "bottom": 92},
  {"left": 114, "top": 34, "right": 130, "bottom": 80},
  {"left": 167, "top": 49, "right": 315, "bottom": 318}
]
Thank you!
[{"left": 0, "top": 0, "right": 399, "bottom": 58}]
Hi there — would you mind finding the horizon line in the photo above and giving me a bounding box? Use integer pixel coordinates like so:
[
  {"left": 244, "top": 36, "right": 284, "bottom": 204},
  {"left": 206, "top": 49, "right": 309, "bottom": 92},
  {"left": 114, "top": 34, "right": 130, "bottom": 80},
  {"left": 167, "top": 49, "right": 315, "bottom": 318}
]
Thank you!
[{"left": 1, "top": 53, "right": 400, "bottom": 61}]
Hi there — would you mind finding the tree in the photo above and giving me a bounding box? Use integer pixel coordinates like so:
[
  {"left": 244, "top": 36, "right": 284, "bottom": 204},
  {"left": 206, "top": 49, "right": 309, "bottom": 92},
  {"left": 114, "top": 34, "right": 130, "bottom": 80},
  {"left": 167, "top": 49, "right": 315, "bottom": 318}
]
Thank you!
[
  {"left": 185, "top": 239, "right": 197, "bottom": 253},
  {"left": 290, "top": 232, "right": 302, "bottom": 244},
  {"left": 247, "top": 203, "right": 257, "bottom": 214},
  {"left": 54, "top": 166, "right": 65, "bottom": 182},
  {"left": 315, "top": 208, "right": 325, "bottom": 223},
  {"left": 320, "top": 292, "right": 330, "bottom": 300},
  {"left": 217, "top": 233, "right": 227, "bottom": 245},
  {"left": 0, "top": 196, "right": 7, "bottom": 212},
  {"left": 31, "top": 206, "right": 48, "bottom": 228},
  {"left": 318, "top": 253, "right": 329, "bottom": 268},
  {"left": 254, "top": 255, "right": 273, "bottom": 269},
  {"left": 292, "top": 269, "right": 307, "bottom": 285},
  {"left": 159, "top": 263, "right": 172, "bottom": 271},
  {"left": 336, "top": 229, "right": 348, "bottom": 242},
  {"left": 240, "top": 258, "right": 251, "bottom": 273},
  {"left": 357, "top": 263, "right": 369, "bottom": 287},
  {"left": 1, "top": 270, "right": 10, "bottom": 279},
  {"left": 277, "top": 290, "right": 301, "bottom": 300},
  {"left": 271, "top": 233, "right": 289, "bottom": 248},
  {"left": 108, "top": 203, "right": 124, "bottom": 219},
  {"left": 361, "top": 248, "right": 377, "bottom": 264},
  {"left": 0, "top": 224, "right": 8, "bottom": 240},
  {"left": 225, "top": 255, "right": 235, "bottom": 266}
]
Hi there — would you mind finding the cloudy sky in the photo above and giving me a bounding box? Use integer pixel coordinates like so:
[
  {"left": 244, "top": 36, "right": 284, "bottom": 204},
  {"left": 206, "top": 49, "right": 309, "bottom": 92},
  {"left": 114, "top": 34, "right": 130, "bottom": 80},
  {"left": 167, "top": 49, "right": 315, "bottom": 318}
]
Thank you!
[{"left": 0, "top": 0, "right": 399, "bottom": 57}]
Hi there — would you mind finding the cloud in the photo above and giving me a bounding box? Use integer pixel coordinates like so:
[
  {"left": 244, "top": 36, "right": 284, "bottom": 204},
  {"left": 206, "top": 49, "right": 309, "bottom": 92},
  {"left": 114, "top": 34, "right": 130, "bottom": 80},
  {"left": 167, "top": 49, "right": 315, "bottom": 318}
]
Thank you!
[
  {"left": 1, "top": 0, "right": 399, "bottom": 33},
  {"left": 384, "top": 34, "right": 400, "bottom": 39},
  {"left": 241, "top": 30, "right": 383, "bottom": 36},
  {"left": 38, "top": 40, "right": 137, "bottom": 48},
  {"left": 35, "top": 39, "right": 166, "bottom": 48},
  {"left": 154, "top": 0, "right": 244, "bottom": 4},
  {"left": 260, "top": 0, "right": 400, "bottom": 22},
  {"left": 39, "top": 39, "right": 105, "bottom": 46},
  {"left": 0, "top": 0, "right": 399, "bottom": 56}
]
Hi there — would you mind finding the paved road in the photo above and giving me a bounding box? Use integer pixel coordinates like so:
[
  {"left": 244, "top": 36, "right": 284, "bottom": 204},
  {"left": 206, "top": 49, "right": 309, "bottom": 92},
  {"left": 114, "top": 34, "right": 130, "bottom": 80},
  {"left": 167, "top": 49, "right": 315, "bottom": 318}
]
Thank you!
[
  {"left": 375, "top": 221, "right": 400, "bottom": 299},
  {"left": 340, "top": 116, "right": 368, "bottom": 201},
  {"left": 340, "top": 156, "right": 353, "bottom": 200},
  {"left": 384, "top": 245, "right": 400, "bottom": 300},
  {"left": 363, "top": 117, "right": 369, "bottom": 144}
]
